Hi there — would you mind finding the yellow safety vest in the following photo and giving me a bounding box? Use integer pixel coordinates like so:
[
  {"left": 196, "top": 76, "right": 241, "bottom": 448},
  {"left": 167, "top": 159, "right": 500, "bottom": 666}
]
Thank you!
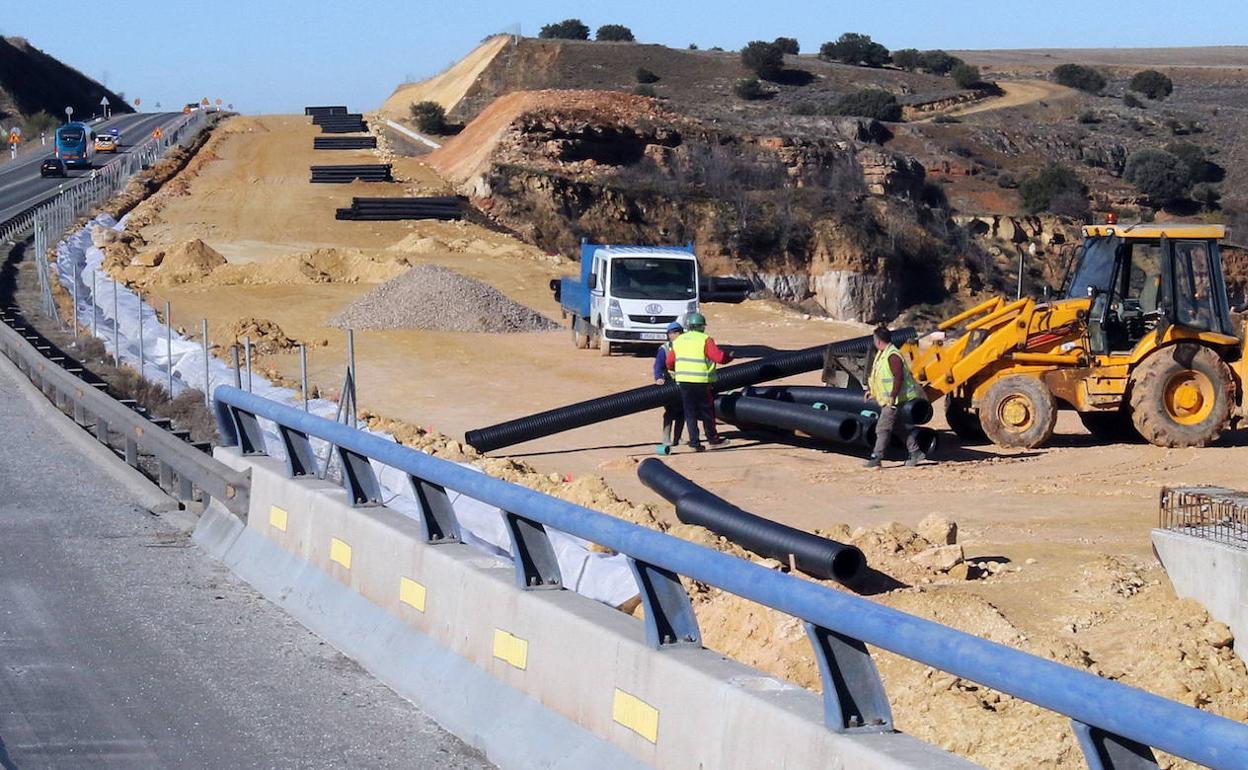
[
  {"left": 672, "top": 331, "right": 716, "bottom": 384},
  {"left": 869, "top": 343, "right": 921, "bottom": 406}
]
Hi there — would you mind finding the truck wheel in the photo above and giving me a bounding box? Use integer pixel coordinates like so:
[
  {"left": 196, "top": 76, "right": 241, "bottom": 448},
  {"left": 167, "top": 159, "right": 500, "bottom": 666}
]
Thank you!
[
  {"left": 572, "top": 318, "right": 589, "bottom": 349},
  {"left": 979, "top": 375, "right": 1056, "bottom": 449},
  {"left": 1129, "top": 343, "right": 1234, "bottom": 448},
  {"left": 599, "top": 329, "right": 614, "bottom": 357},
  {"left": 1079, "top": 410, "right": 1140, "bottom": 442},
  {"left": 944, "top": 397, "right": 985, "bottom": 443}
]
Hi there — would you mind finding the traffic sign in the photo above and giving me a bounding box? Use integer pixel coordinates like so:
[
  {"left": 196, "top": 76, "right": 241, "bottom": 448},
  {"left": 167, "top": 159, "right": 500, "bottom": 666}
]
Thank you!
[
  {"left": 10, "top": 127, "right": 21, "bottom": 137},
  {"left": 65, "top": 106, "right": 74, "bottom": 119},
  {"left": 153, "top": 127, "right": 163, "bottom": 139},
  {"left": 100, "top": 96, "right": 110, "bottom": 106},
  {"left": 134, "top": 97, "right": 142, "bottom": 106},
  {"left": 201, "top": 97, "right": 209, "bottom": 106}
]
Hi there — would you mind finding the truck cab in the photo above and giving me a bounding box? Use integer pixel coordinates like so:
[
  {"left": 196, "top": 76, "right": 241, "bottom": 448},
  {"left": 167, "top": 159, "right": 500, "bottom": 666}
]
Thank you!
[{"left": 553, "top": 242, "right": 700, "bottom": 355}]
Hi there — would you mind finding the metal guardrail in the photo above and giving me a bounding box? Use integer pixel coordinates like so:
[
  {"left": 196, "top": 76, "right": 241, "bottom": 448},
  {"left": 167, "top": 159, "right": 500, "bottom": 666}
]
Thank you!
[
  {"left": 0, "top": 313, "right": 249, "bottom": 515},
  {"left": 1160, "top": 486, "right": 1248, "bottom": 551},
  {"left": 214, "top": 384, "right": 1248, "bottom": 770}
]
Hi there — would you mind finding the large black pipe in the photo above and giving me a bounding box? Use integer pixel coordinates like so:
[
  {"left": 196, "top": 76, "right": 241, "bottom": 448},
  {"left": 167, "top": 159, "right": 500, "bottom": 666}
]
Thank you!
[
  {"left": 637, "top": 459, "right": 865, "bottom": 583},
  {"left": 862, "top": 424, "right": 940, "bottom": 456},
  {"left": 465, "top": 329, "right": 915, "bottom": 453},
  {"left": 746, "top": 385, "right": 933, "bottom": 426},
  {"left": 715, "top": 394, "right": 862, "bottom": 444}
]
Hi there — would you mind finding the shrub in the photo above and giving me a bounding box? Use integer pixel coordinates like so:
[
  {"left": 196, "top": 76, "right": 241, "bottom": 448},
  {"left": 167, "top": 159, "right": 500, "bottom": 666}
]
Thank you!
[
  {"left": 741, "top": 41, "right": 785, "bottom": 80},
  {"left": 892, "top": 48, "right": 922, "bottom": 71},
  {"left": 831, "top": 89, "right": 902, "bottom": 121},
  {"left": 1124, "top": 149, "right": 1191, "bottom": 205},
  {"left": 996, "top": 173, "right": 1019, "bottom": 189},
  {"left": 1053, "top": 63, "right": 1106, "bottom": 94},
  {"left": 633, "top": 84, "right": 657, "bottom": 98},
  {"left": 952, "top": 63, "right": 982, "bottom": 89},
  {"left": 919, "top": 50, "right": 963, "bottom": 76},
  {"left": 773, "top": 37, "right": 800, "bottom": 55},
  {"left": 1049, "top": 190, "right": 1092, "bottom": 221},
  {"left": 1078, "top": 110, "right": 1101, "bottom": 124},
  {"left": 1129, "top": 70, "right": 1173, "bottom": 100},
  {"left": 1165, "top": 141, "right": 1221, "bottom": 183},
  {"left": 790, "top": 101, "right": 818, "bottom": 116},
  {"left": 409, "top": 101, "right": 447, "bottom": 133},
  {"left": 733, "top": 78, "right": 768, "bottom": 100},
  {"left": 595, "top": 24, "right": 635, "bottom": 42},
  {"left": 932, "top": 114, "right": 961, "bottom": 124},
  {"left": 819, "top": 33, "right": 891, "bottom": 67},
  {"left": 1192, "top": 183, "right": 1222, "bottom": 211},
  {"left": 20, "top": 110, "right": 58, "bottom": 138},
  {"left": 539, "top": 18, "right": 590, "bottom": 40},
  {"left": 688, "top": 43, "right": 699, "bottom": 50},
  {"left": 635, "top": 67, "right": 660, "bottom": 84},
  {"left": 1019, "top": 163, "right": 1087, "bottom": 214},
  {"left": 1123, "top": 92, "right": 1144, "bottom": 109}
]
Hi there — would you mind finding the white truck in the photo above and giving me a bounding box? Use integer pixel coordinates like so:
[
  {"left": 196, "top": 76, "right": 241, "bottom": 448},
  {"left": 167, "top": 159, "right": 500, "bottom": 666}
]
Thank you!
[{"left": 551, "top": 242, "right": 701, "bottom": 356}]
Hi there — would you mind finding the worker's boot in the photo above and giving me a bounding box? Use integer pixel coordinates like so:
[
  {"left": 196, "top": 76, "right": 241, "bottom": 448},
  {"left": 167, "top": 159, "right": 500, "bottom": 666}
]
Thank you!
[
  {"left": 863, "top": 456, "right": 881, "bottom": 469},
  {"left": 905, "top": 450, "right": 926, "bottom": 468}
]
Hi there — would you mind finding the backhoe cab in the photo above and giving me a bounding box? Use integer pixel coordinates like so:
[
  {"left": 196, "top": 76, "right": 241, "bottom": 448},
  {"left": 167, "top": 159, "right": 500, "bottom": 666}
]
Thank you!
[{"left": 909, "top": 223, "right": 1246, "bottom": 449}]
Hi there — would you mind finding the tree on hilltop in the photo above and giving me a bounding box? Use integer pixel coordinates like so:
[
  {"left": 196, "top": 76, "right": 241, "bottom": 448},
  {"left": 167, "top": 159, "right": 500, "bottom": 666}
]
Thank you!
[
  {"left": 539, "top": 19, "right": 590, "bottom": 40},
  {"left": 596, "top": 24, "right": 635, "bottom": 42}
]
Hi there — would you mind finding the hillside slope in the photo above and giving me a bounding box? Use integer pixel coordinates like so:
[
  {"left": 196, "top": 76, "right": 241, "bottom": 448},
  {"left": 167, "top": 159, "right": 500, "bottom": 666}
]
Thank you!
[
  {"left": 0, "top": 36, "right": 133, "bottom": 124},
  {"left": 380, "top": 35, "right": 512, "bottom": 120}
]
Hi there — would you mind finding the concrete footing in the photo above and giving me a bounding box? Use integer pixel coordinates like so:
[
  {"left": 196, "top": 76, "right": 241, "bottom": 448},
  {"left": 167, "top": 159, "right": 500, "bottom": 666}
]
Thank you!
[{"left": 1153, "top": 528, "right": 1248, "bottom": 665}]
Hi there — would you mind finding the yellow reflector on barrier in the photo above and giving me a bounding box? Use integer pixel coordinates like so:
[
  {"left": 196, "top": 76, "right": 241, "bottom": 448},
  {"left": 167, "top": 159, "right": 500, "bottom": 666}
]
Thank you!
[
  {"left": 492, "top": 629, "right": 528, "bottom": 670},
  {"left": 399, "top": 577, "right": 426, "bottom": 612},
  {"left": 269, "top": 505, "right": 288, "bottom": 532},
  {"left": 612, "top": 689, "right": 659, "bottom": 743},
  {"left": 330, "top": 537, "right": 352, "bottom": 569}
]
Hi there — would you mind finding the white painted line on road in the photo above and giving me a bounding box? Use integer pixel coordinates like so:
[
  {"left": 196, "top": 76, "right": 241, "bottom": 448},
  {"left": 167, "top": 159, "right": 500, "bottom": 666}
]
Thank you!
[{"left": 383, "top": 120, "right": 441, "bottom": 150}]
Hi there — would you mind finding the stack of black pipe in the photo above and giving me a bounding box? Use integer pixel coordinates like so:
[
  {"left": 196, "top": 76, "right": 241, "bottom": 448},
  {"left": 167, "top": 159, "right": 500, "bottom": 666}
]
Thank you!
[
  {"left": 699, "top": 276, "right": 752, "bottom": 304},
  {"left": 742, "top": 384, "right": 938, "bottom": 456},
  {"left": 305, "top": 106, "right": 348, "bottom": 117},
  {"left": 638, "top": 459, "right": 866, "bottom": 584},
  {"left": 715, "top": 393, "right": 865, "bottom": 445},
  {"left": 335, "top": 196, "right": 462, "bottom": 221},
  {"left": 464, "top": 329, "right": 915, "bottom": 453},
  {"left": 310, "top": 164, "right": 394, "bottom": 183},
  {"left": 314, "top": 136, "right": 377, "bottom": 150},
  {"left": 313, "top": 113, "right": 368, "bottom": 133}
]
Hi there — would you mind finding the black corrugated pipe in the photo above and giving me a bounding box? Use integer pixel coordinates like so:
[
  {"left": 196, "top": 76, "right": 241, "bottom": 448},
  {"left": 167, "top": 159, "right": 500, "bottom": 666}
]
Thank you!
[
  {"left": 464, "top": 329, "right": 915, "bottom": 453},
  {"left": 746, "top": 385, "right": 934, "bottom": 426},
  {"left": 862, "top": 424, "right": 940, "bottom": 457},
  {"left": 715, "top": 394, "right": 863, "bottom": 444},
  {"left": 637, "top": 459, "right": 866, "bottom": 583}
]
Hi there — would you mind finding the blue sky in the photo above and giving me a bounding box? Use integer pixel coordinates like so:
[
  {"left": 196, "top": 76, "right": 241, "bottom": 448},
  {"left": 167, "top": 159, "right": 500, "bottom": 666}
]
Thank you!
[{"left": 3, "top": 0, "right": 1245, "bottom": 114}]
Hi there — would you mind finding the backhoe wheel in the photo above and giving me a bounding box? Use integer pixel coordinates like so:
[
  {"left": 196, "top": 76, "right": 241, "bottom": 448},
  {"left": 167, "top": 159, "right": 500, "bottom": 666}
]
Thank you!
[
  {"left": 1129, "top": 344, "right": 1234, "bottom": 448},
  {"left": 979, "top": 375, "right": 1057, "bottom": 449},
  {"left": 1079, "top": 410, "right": 1141, "bottom": 443},
  {"left": 945, "top": 397, "right": 986, "bottom": 443}
]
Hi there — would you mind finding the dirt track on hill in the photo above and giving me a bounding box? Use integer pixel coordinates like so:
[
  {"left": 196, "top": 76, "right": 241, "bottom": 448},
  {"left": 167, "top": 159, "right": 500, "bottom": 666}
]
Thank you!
[
  {"left": 108, "top": 113, "right": 1248, "bottom": 770},
  {"left": 930, "top": 79, "right": 1078, "bottom": 121}
]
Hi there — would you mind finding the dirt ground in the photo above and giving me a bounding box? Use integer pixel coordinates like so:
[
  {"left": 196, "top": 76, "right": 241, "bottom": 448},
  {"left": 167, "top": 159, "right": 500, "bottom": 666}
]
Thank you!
[{"left": 110, "top": 114, "right": 1248, "bottom": 770}]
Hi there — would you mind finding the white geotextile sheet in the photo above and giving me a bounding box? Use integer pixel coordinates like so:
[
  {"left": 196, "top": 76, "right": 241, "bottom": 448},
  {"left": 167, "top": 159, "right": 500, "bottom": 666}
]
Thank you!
[{"left": 53, "top": 215, "right": 639, "bottom": 606}]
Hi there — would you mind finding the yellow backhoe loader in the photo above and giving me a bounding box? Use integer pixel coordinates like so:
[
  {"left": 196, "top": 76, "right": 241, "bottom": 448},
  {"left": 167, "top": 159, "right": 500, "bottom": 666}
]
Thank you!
[{"left": 906, "top": 222, "right": 1247, "bottom": 448}]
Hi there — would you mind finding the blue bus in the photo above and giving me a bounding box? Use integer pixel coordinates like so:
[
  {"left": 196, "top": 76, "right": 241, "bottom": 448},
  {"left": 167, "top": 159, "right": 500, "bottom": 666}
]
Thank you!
[{"left": 54, "top": 122, "right": 93, "bottom": 169}]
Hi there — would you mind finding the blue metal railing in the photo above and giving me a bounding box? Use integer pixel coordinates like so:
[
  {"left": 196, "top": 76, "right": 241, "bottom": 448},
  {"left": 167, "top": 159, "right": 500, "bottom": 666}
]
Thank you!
[{"left": 213, "top": 385, "right": 1248, "bottom": 770}]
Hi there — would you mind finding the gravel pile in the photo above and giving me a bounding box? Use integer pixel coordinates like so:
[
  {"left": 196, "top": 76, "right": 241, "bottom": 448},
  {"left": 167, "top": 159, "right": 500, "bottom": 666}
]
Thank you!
[{"left": 330, "top": 264, "right": 559, "bottom": 333}]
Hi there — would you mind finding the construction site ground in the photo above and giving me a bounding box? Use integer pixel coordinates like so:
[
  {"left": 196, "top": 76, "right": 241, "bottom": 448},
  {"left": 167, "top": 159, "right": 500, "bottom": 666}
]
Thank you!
[{"left": 113, "top": 115, "right": 1248, "bottom": 770}]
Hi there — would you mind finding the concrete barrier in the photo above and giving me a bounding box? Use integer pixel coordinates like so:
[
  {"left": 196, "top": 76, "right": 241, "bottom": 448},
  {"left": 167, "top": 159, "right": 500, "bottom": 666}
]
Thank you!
[
  {"left": 202, "top": 448, "right": 977, "bottom": 770},
  {"left": 1153, "top": 528, "right": 1248, "bottom": 665}
]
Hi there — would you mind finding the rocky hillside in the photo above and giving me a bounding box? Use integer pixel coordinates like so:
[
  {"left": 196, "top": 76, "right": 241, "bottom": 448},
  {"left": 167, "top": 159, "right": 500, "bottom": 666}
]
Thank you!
[
  {"left": 397, "top": 38, "right": 1248, "bottom": 322},
  {"left": 0, "top": 36, "right": 132, "bottom": 127}
]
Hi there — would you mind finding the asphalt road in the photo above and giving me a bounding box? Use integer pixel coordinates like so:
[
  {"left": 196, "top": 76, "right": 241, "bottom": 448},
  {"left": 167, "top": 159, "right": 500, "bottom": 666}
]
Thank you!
[
  {"left": 0, "top": 361, "right": 493, "bottom": 769},
  {"left": 0, "top": 112, "right": 184, "bottom": 224}
]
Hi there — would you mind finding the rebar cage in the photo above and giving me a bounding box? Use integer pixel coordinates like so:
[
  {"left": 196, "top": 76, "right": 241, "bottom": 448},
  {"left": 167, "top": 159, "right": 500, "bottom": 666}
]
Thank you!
[{"left": 1159, "top": 486, "right": 1248, "bottom": 550}]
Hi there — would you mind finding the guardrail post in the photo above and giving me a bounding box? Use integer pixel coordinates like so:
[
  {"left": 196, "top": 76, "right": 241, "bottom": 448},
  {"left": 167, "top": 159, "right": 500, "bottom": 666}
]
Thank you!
[
  {"left": 1072, "top": 721, "right": 1159, "bottom": 770},
  {"left": 408, "top": 476, "right": 462, "bottom": 543},
  {"left": 277, "top": 425, "right": 318, "bottom": 478},
  {"left": 337, "top": 446, "right": 382, "bottom": 506},
  {"left": 503, "top": 512, "right": 562, "bottom": 589},
  {"left": 804, "top": 622, "right": 894, "bottom": 734},
  {"left": 159, "top": 460, "right": 173, "bottom": 491},
  {"left": 626, "top": 557, "right": 700, "bottom": 648},
  {"left": 125, "top": 437, "right": 139, "bottom": 467},
  {"left": 226, "top": 405, "right": 267, "bottom": 456}
]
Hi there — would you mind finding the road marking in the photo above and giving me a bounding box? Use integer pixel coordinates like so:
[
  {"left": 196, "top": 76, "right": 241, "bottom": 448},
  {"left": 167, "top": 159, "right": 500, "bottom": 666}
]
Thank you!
[
  {"left": 268, "top": 505, "right": 288, "bottom": 532},
  {"left": 329, "top": 537, "right": 352, "bottom": 569},
  {"left": 399, "top": 577, "right": 426, "bottom": 611},
  {"left": 492, "top": 629, "right": 528, "bottom": 670},
  {"left": 612, "top": 689, "right": 659, "bottom": 743}
]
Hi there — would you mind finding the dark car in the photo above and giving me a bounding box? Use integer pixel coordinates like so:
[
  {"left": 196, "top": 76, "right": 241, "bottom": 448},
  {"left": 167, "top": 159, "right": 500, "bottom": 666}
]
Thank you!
[{"left": 40, "top": 157, "right": 67, "bottom": 178}]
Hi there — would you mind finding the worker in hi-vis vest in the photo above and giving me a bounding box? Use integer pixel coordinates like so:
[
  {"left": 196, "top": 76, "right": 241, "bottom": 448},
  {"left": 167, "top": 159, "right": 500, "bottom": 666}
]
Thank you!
[
  {"left": 666, "top": 312, "right": 733, "bottom": 451},
  {"left": 653, "top": 321, "right": 685, "bottom": 455},
  {"left": 864, "top": 325, "right": 927, "bottom": 469}
]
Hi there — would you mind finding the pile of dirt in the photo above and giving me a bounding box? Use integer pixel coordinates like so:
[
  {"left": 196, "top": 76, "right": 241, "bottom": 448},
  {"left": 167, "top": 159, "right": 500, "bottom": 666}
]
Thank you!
[
  {"left": 149, "top": 239, "right": 227, "bottom": 285},
  {"left": 329, "top": 264, "right": 558, "bottom": 333},
  {"left": 208, "top": 248, "right": 410, "bottom": 286},
  {"left": 227, "top": 317, "right": 296, "bottom": 355}
]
